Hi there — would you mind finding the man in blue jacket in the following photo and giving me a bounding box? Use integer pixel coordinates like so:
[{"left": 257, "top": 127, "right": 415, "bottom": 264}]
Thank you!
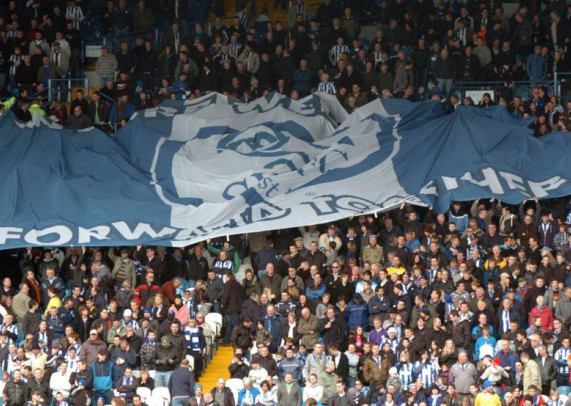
[
  {"left": 91, "top": 348, "right": 114, "bottom": 406},
  {"left": 261, "top": 305, "right": 283, "bottom": 353},
  {"left": 168, "top": 359, "right": 195, "bottom": 406},
  {"left": 238, "top": 378, "right": 260, "bottom": 405},
  {"left": 346, "top": 293, "right": 369, "bottom": 331}
]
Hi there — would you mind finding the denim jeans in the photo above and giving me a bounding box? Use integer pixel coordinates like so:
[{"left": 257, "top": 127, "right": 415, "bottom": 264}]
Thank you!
[
  {"left": 437, "top": 78, "right": 453, "bottom": 98},
  {"left": 172, "top": 396, "right": 190, "bottom": 406},
  {"left": 224, "top": 312, "right": 239, "bottom": 344},
  {"left": 154, "top": 370, "right": 173, "bottom": 388}
]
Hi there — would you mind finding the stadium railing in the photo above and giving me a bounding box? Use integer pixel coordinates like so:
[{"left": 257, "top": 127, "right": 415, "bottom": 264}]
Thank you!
[
  {"left": 452, "top": 80, "right": 555, "bottom": 103},
  {"left": 95, "top": 20, "right": 210, "bottom": 56},
  {"left": 554, "top": 72, "right": 571, "bottom": 104},
  {"left": 47, "top": 78, "right": 89, "bottom": 104}
]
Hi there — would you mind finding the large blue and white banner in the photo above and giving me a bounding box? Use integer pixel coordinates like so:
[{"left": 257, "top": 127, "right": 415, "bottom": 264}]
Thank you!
[{"left": 1, "top": 92, "right": 570, "bottom": 248}]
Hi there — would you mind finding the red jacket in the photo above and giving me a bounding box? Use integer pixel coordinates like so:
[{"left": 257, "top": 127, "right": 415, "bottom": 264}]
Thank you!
[
  {"left": 529, "top": 306, "right": 554, "bottom": 332},
  {"left": 134, "top": 283, "right": 161, "bottom": 306},
  {"left": 161, "top": 281, "right": 177, "bottom": 304}
]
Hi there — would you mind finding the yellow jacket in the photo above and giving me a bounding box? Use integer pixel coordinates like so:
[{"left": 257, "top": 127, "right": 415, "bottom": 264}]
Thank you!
[
  {"left": 474, "top": 392, "right": 501, "bottom": 406},
  {"left": 387, "top": 266, "right": 406, "bottom": 276},
  {"left": 44, "top": 296, "right": 62, "bottom": 314}
]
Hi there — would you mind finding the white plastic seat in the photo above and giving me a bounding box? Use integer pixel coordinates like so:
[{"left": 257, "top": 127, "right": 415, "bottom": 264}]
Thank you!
[
  {"left": 225, "top": 378, "right": 244, "bottom": 403},
  {"left": 136, "top": 387, "right": 152, "bottom": 403},
  {"left": 152, "top": 387, "right": 171, "bottom": 405},
  {"left": 205, "top": 312, "right": 223, "bottom": 337}
]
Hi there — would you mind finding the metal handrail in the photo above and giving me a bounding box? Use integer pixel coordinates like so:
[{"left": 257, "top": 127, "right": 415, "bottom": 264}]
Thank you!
[
  {"left": 47, "top": 78, "right": 89, "bottom": 103},
  {"left": 89, "top": 86, "right": 115, "bottom": 106}
]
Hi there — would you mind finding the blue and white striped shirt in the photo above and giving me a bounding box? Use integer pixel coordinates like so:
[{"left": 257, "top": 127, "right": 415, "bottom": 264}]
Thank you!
[
  {"left": 399, "top": 362, "right": 414, "bottom": 389},
  {"left": 330, "top": 44, "right": 349, "bottom": 63},
  {"left": 9, "top": 54, "right": 24, "bottom": 76},
  {"left": 228, "top": 43, "right": 242, "bottom": 59},
  {"left": 414, "top": 361, "right": 438, "bottom": 388},
  {"left": 554, "top": 347, "right": 570, "bottom": 374},
  {"left": 382, "top": 337, "right": 400, "bottom": 357},
  {"left": 1, "top": 325, "right": 18, "bottom": 345},
  {"left": 317, "top": 82, "right": 337, "bottom": 94},
  {"left": 65, "top": 6, "right": 84, "bottom": 30},
  {"left": 122, "top": 318, "right": 140, "bottom": 331}
]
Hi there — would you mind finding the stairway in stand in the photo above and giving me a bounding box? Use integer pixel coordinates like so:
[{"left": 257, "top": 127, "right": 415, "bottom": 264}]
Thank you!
[
  {"left": 264, "top": 0, "right": 289, "bottom": 25},
  {"left": 197, "top": 345, "right": 234, "bottom": 391}
]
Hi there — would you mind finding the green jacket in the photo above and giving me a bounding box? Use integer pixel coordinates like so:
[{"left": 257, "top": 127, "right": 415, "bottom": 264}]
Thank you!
[
  {"left": 318, "top": 371, "right": 340, "bottom": 404},
  {"left": 2, "top": 97, "right": 16, "bottom": 110},
  {"left": 207, "top": 243, "right": 240, "bottom": 272},
  {"left": 29, "top": 103, "right": 45, "bottom": 116}
]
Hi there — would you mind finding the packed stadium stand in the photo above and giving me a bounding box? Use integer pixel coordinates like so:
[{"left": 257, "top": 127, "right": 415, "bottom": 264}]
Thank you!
[{"left": 1, "top": 0, "right": 571, "bottom": 406}]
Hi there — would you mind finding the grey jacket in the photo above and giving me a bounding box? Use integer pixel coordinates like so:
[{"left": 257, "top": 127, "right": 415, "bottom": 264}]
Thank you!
[
  {"left": 556, "top": 296, "right": 571, "bottom": 321},
  {"left": 276, "top": 382, "right": 302, "bottom": 406},
  {"left": 448, "top": 362, "right": 478, "bottom": 394}
]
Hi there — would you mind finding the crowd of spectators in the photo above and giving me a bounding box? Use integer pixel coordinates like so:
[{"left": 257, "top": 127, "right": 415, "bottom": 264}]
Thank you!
[
  {"left": 0, "top": 0, "right": 571, "bottom": 134},
  {"left": 0, "top": 197, "right": 570, "bottom": 405},
  {"left": 1, "top": 0, "right": 571, "bottom": 405}
]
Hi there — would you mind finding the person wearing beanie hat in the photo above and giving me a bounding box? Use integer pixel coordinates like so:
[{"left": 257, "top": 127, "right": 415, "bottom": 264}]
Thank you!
[
  {"left": 386, "top": 367, "right": 403, "bottom": 392},
  {"left": 346, "top": 292, "right": 368, "bottom": 331},
  {"left": 247, "top": 354, "right": 269, "bottom": 387},
  {"left": 151, "top": 329, "right": 181, "bottom": 388},
  {"left": 413, "top": 350, "right": 438, "bottom": 388},
  {"left": 474, "top": 379, "right": 501, "bottom": 406},
  {"left": 108, "top": 247, "right": 137, "bottom": 291},
  {"left": 91, "top": 347, "right": 114, "bottom": 404},
  {"left": 121, "top": 309, "right": 139, "bottom": 332},
  {"left": 79, "top": 327, "right": 107, "bottom": 365},
  {"left": 363, "top": 233, "right": 383, "bottom": 267},
  {"left": 189, "top": 383, "right": 204, "bottom": 406},
  {"left": 229, "top": 352, "right": 250, "bottom": 380}
]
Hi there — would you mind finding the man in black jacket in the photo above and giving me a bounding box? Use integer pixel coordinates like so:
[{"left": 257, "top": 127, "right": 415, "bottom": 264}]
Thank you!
[
  {"left": 230, "top": 317, "right": 253, "bottom": 353},
  {"left": 152, "top": 336, "right": 181, "bottom": 388},
  {"left": 222, "top": 272, "right": 246, "bottom": 345},
  {"left": 210, "top": 378, "right": 235, "bottom": 406},
  {"left": 4, "top": 369, "right": 26, "bottom": 405},
  {"left": 24, "top": 367, "right": 50, "bottom": 404},
  {"left": 228, "top": 353, "right": 250, "bottom": 379},
  {"left": 136, "top": 40, "right": 158, "bottom": 91},
  {"left": 328, "top": 343, "right": 349, "bottom": 382},
  {"left": 87, "top": 92, "right": 110, "bottom": 130},
  {"left": 187, "top": 245, "right": 209, "bottom": 284}
]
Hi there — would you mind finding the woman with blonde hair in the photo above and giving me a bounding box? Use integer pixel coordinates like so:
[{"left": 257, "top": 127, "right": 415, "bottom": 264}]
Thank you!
[
  {"left": 286, "top": 279, "right": 300, "bottom": 301},
  {"left": 440, "top": 339, "right": 458, "bottom": 368},
  {"left": 111, "top": 397, "right": 125, "bottom": 406}
]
